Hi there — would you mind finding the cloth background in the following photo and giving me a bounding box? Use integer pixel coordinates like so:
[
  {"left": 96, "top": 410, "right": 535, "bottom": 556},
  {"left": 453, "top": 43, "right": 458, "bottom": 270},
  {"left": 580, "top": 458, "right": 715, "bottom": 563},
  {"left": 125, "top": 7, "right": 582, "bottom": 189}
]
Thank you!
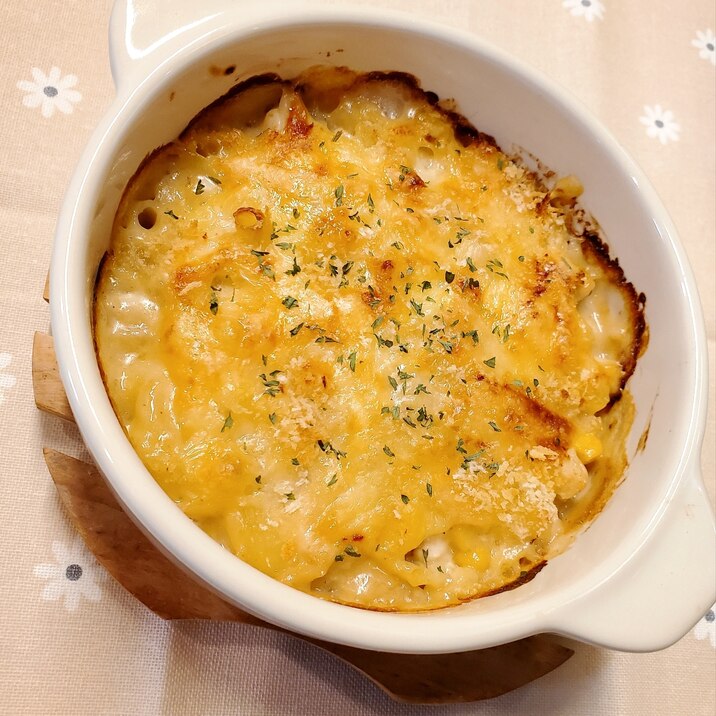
[{"left": 0, "top": 0, "right": 714, "bottom": 713}]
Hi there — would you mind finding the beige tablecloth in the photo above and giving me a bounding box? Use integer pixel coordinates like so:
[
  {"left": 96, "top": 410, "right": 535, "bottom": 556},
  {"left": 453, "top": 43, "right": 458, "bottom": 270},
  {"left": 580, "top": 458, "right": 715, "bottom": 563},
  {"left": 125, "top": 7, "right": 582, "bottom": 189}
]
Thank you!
[{"left": 1, "top": 0, "right": 714, "bottom": 713}]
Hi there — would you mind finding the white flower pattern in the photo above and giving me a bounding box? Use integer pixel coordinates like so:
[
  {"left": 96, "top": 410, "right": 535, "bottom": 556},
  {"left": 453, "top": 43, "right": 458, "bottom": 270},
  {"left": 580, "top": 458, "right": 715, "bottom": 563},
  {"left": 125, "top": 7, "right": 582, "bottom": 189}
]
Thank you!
[
  {"left": 34, "top": 536, "right": 105, "bottom": 612},
  {"left": 563, "top": 0, "right": 605, "bottom": 22},
  {"left": 17, "top": 67, "right": 82, "bottom": 118},
  {"left": 692, "top": 29, "right": 716, "bottom": 66},
  {"left": 0, "top": 353, "right": 17, "bottom": 405},
  {"left": 693, "top": 605, "right": 716, "bottom": 648},
  {"left": 639, "top": 105, "right": 681, "bottom": 144}
]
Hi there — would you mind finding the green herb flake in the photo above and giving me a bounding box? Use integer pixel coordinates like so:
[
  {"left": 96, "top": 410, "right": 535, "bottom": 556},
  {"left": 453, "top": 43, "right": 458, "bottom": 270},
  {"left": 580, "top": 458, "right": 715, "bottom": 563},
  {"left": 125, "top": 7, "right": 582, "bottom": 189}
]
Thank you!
[
  {"left": 291, "top": 457, "right": 300, "bottom": 466},
  {"left": 289, "top": 322, "right": 305, "bottom": 337},
  {"left": 195, "top": 179, "right": 205, "bottom": 195},
  {"left": 367, "top": 193, "right": 375, "bottom": 211},
  {"left": 268, "top": 412, "right": 277, "bottom": 424},
  {"left": 317, "top": 439, "right": 347, "bottom": 459},
  {"left": 422, "top": 548, "right": 429, "bottom": 567},
  {"left": 348, "top": 351, "right": 357, "bottom": 372},
  {"left": 445, "top": 271, "right": 455, "bottom": 284},
  {"left": 383, "top": 445, "right": 395, "bottom": 457},
  {"left": 209, "top": 293, "right": 219, "bottom": 315},
  {"left": 344, "top": 545, "right": 361, "bottom": 558},
  {"left": 284, "top": 492, "right": 296, "bottom": 501},
  {"left": 466, "top": 257, "right": 477, "bottom": 272},
  {"left": 221, "top": 412, "right": 233, "bottom": 432},
  {"left": 260, "top": 372, "right": 281, "bottom": 397},
  {"left": 488, "top": 420, "right": 502, "bottom": 432},
  {"left": 285, "top": 256, "right": 301, "bottom": 276},
  {"left": 497, "top": 157, "right": 505, "bottom": 170},
  {"left": 164, "top": 209, "right": 179, "bottom": 220},
  {"left": 462, "top": 450, "right": 485, "bottom": 464},
  {"left": 483, "top": 356, "right": 496, "bottom": 369},
  {"left": 374, "top": 333, "right": 393, "bottom": 348},
  {"left": 259, "top": 262, "right": 275, "bottom": 280},
  {"left": 518, "top": 255, "right": 525, "bottom": 262},
  {"left": 332, "top": 129, "right": 343, "bottom": 142},
  {"left": 462, "top": 329, "right": 479, "bottom": 345},
  {"left": 335, "top": 184, "right": 344, "bottom": 206},
  {"left": 255, "top": 475, "right": 262, "bottom": 484},
  {"left": 401, "top": 494, "right": 410, "bottom": 504},
  {"left": 426, "top": 482, "right": 433, "bottom": 497},
  {"left": 281, "top": 296, "right": 298, "bottom": 309},
  {"left": 327, "top": 473, "right": 338, "bottom": 487}
]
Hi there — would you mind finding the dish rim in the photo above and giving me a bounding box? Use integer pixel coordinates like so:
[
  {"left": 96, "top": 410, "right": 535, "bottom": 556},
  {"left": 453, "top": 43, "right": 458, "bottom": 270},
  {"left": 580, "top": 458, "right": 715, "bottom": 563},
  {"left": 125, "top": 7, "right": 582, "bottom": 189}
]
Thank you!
[{"left": 50, "top": 6, "right": 711, "bottom": 653}]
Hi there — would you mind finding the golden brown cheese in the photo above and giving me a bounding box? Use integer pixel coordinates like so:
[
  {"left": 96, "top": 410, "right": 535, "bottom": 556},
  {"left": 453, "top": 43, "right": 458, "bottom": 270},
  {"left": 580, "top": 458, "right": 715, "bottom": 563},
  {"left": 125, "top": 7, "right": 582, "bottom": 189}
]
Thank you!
[{"left": 94, "top": 67, "right": 646, "bottom": 610}]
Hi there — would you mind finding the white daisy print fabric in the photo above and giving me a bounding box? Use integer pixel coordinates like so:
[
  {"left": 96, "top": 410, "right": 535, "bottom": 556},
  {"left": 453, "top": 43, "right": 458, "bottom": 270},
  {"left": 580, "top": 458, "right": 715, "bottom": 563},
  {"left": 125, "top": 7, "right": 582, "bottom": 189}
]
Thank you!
[
  {"left": 639, "top": 105, "right": 681, "bottom": 144},
  {"left": 0, "top": 352, "right": 17, "bottom": 405},
  {"left": 17, "top": 67, "right": 82, "bottom": 118},
  {"left": 563, "top": 0, "right": 605, "bottom": 22},
  {"left": 692, "top": 29, "right": 716, "bottom": 66},
  {"left": 694, "top": 605, "right": 716, "bottom": 648},
  {"left": 34, "top": 536, "right": 105, "bottom": 612}
]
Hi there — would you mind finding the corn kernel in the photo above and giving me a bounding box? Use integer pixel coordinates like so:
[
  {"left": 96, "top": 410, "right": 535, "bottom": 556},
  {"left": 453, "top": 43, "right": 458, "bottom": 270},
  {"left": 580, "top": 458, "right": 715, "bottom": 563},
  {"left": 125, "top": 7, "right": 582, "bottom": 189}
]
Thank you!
[{"left": 573, "top": 432, "right": 602, "bottom": 464}]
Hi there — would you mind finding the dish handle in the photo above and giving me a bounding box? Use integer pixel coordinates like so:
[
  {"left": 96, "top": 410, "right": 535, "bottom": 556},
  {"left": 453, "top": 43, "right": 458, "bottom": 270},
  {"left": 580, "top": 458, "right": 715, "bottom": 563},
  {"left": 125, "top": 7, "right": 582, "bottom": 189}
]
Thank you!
[
  {"left": 550, "top": 466, "right": 716, "bottom": 652},
  {"left": 108, "top": 0, "right": 235, "bottom": 91}
]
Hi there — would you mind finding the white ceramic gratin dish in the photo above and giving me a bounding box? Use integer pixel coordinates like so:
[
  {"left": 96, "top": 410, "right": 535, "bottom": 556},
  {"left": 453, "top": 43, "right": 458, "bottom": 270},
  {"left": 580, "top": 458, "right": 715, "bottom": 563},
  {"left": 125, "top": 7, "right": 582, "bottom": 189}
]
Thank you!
[{"left": 50, "top": 0, "right": 715, "bottom": 654}]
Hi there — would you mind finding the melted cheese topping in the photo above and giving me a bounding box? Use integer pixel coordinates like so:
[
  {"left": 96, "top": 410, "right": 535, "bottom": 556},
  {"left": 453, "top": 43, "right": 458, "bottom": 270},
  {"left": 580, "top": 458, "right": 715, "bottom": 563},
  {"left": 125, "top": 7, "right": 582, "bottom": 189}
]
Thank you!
[{"left": 94, "top": 67, "right": 644, "bottom": 610}]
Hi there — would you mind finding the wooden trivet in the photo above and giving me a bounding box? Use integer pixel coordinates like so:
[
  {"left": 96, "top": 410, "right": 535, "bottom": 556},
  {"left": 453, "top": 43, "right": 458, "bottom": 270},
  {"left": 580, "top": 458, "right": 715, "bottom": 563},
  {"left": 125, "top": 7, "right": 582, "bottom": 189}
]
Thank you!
[{"left": 32, "top": 291, "right": 573, "bottom": 704}]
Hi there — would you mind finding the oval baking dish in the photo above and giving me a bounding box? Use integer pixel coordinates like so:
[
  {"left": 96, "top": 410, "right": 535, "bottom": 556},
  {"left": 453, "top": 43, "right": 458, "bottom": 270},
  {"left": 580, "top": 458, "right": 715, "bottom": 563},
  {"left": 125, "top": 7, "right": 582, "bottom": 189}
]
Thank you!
[{"left": 50, "top": 0, "right": 714, "bottom": 654}]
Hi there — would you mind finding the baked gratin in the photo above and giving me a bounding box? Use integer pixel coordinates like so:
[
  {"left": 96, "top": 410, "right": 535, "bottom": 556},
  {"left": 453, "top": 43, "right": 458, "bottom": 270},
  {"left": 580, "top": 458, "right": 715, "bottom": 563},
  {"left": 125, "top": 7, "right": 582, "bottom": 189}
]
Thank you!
[{"left": 94, "top": 67, "right": 646, "bottom": 610}]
